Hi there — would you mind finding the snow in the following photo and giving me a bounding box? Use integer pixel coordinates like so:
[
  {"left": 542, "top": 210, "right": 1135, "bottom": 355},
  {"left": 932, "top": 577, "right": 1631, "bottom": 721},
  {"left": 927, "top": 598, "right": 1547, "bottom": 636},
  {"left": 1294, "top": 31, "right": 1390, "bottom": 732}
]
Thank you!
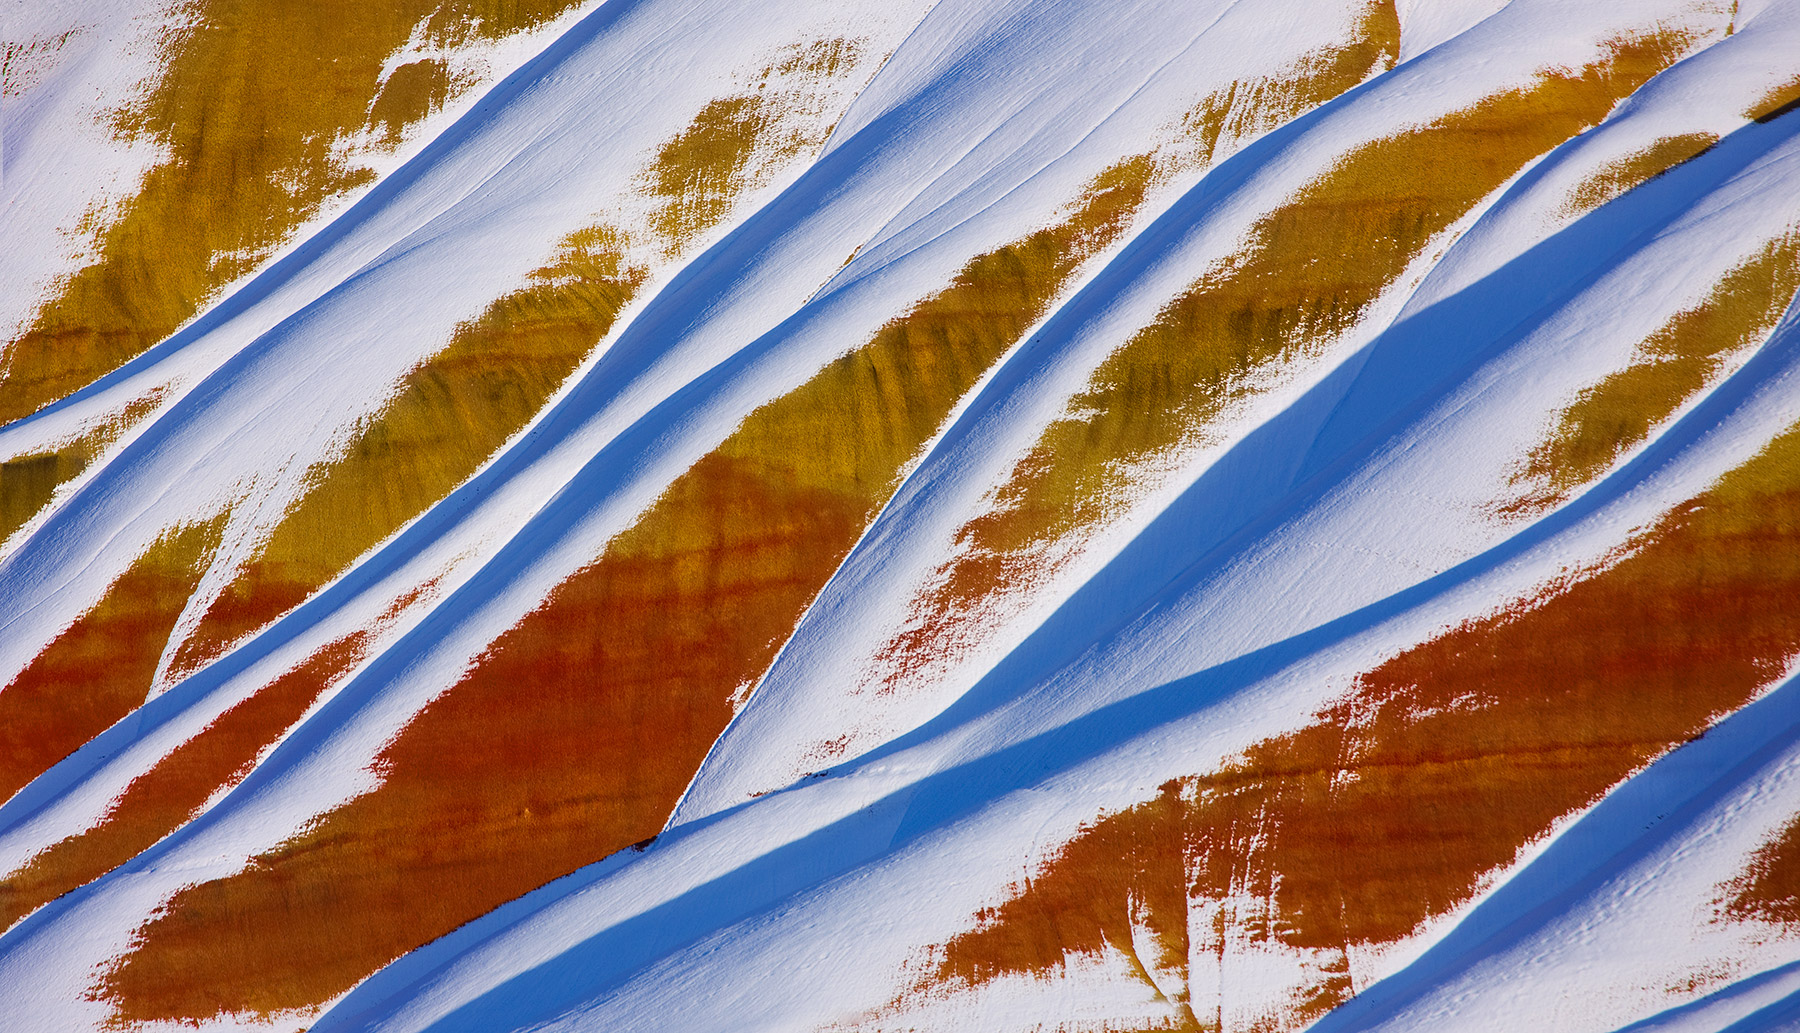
[
  {"left": 3, "top": 0, "right": 1799, "bottom": 1030},
  {"left": 0, "top": 0, "right": 170, "bottom": 343}
]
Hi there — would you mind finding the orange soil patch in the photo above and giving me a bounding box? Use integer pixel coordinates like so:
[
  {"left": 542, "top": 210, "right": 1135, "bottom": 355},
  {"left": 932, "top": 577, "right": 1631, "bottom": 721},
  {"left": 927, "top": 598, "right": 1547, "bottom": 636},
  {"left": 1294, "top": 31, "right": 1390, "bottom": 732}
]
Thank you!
[
  {"left": 0, "top": 517, "right": 222, "bottom": 807},
  {"left": 0, "top": 0, "right": 586, "bottom": 422},
  {"left": 1722, "top": 814, "right": 1800, "bottom": 928},
  {"left": 877, "top": 26, "right": 1694, "bottom": 695},
  {"left": 0, "top": 631, "right": 369, "bottom": 933},
  {"left": 1506, "top": 233, "right": 1800, "bottom": 514},
  {"left": 98, "top": 157, "right": 1158, "bottom": 1025},
  {"left": 905, "top": 421, "right": 1800, "bottom": 1033}
]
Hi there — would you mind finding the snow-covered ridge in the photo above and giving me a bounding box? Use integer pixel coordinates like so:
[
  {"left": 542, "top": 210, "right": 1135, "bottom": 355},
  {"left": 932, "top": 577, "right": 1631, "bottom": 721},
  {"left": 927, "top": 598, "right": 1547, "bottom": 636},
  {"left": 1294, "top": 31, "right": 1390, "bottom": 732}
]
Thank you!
[{"left": 1, "top": 0, "right": 1798, "bottom": 1031}]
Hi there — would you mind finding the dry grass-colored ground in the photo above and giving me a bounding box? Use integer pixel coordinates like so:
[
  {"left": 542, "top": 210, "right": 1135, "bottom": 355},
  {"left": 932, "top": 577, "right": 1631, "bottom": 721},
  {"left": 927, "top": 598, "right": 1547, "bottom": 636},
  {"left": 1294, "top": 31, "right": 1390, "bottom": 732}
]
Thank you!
[
  {"left": 0, "top": 0, "right": 587, "bottom": 428},
  {"left": 877, "top": 26, "right": 1692, "bottom": 695},
  {"left": 1505, "top": 233, "right": 1800, "bottom": 514}
]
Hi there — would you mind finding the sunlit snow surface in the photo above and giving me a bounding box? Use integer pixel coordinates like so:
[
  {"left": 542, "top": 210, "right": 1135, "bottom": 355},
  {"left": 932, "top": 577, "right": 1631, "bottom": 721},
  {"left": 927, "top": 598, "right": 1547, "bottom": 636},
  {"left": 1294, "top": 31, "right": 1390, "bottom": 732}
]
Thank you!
[{"left": 3, "top": 0, "right": 1800, "bottom": 1030}]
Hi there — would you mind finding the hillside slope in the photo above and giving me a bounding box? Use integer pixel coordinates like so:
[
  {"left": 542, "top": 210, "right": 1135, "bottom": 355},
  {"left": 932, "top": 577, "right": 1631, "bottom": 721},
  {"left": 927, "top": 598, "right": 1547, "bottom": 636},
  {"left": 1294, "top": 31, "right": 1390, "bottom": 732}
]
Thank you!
[{"left": 3, "top": 0, "right": 1800, "bottom": 1031}]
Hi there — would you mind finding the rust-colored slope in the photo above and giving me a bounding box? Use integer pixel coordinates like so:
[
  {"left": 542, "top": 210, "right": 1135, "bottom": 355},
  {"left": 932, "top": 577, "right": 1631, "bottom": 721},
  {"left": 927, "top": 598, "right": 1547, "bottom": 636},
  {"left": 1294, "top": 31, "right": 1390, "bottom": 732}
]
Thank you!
[
  {"left": 98, "top": 161, "right": 1155, "bottom": 1026},
  {"left": 0, "top": 632, "right": 368, "bottom": 933},
  {"left": 0, "top": 518, "right": 222, "bottom": 805},
  {"left": 1723, "top": 815, "right": 1800, "bottom": 928},
  {"left": 0, "top": 0, "right": 588, "bottom": 429},
  {"left": 878, "top": 28, "right": 1691, "bottom": 694},
  {"left": 906, "top": 421, "right": 1800, "bottom": 1033},
  {"left": 1506, "top": 233, "right": 1800, "bottom": 513}
]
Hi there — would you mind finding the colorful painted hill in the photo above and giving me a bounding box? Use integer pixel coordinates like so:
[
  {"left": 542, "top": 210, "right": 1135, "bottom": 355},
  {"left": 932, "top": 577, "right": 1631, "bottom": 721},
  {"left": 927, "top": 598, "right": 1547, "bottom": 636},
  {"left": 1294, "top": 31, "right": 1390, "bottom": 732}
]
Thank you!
[{"left": 4, "top": 1, "right": 1800, "bottom": 1030}]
